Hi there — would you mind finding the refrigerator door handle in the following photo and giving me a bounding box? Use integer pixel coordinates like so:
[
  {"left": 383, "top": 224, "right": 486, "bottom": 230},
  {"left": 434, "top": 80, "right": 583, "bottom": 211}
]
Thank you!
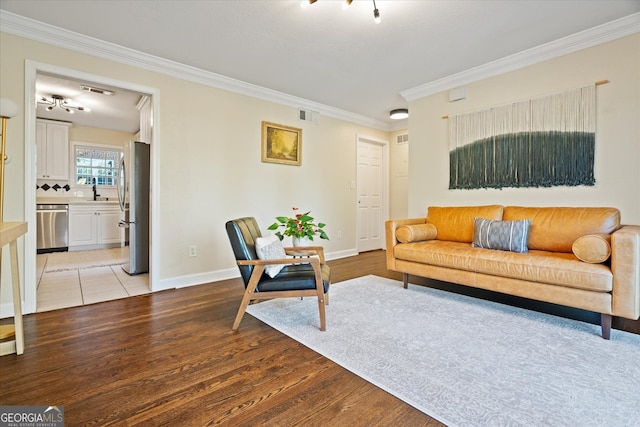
[{"left": 117, "top": 156, "right": 126, "bottom": 211}]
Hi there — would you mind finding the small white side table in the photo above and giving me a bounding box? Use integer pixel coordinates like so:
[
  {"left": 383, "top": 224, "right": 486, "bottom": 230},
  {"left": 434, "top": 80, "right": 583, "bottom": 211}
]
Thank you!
[{"left": 0, "top": 221, "right": 27, "bottom": 356}]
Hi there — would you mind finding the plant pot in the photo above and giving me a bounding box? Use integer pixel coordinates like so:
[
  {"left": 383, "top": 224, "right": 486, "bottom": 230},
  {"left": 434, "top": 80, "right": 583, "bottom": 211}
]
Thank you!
[{"left": 292, "top": 236, "right": 312, "bottom": 247}]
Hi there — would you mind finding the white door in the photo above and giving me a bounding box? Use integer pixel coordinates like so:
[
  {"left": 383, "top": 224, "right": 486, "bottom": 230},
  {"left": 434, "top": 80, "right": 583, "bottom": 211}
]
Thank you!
[{"left": 357, "top": 139, "right": 386, "bottom": 252}]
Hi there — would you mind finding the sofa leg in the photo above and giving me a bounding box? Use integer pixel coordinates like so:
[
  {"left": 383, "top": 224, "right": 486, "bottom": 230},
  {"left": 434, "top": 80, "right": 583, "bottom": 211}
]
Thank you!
[
  {"left": 601, "top": 314, "right": 612, "bottom": 340},
  {"left": 403, "top": 273, "right": 408, "bottom": 289}
]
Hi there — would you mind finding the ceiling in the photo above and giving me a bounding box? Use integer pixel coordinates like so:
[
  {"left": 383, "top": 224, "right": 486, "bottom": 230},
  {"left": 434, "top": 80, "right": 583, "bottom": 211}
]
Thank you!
[
  {"left": 2, "top": 1, "right": 639, "bottom": 131},
  {"left": 35, "top": 73, "right": 143, "bottom": 133}
]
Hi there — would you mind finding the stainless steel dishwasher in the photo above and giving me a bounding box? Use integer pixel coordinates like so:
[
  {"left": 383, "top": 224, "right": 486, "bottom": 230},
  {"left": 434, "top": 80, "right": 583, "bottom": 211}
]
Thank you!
[{"left": 36, "top": 204, "right": 69, "bottom": 253}]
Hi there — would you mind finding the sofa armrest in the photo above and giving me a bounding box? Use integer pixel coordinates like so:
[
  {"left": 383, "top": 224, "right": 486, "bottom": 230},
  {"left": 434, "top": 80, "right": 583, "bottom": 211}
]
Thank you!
[
  {"left": 611, "top": 225, "right": 640, "bottom": 320},
  {"left": 385, "top": 218, "right": 426, "bottom": 270}
]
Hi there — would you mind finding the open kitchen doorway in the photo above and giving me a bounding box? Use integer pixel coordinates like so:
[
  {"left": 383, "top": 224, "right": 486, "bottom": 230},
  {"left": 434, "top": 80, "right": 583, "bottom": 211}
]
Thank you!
[{"left": 23, "top": 61, "right": 160, "bottom": 313}]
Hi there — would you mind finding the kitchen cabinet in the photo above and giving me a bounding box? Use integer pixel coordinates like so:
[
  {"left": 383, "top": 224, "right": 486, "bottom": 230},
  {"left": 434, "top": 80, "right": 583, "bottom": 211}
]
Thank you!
[
  {"left": 69, "top": 204, "right": 122, "bottom": 250},
  {"left": 36, "top": 119, "right": 71, "bottom": 180}
]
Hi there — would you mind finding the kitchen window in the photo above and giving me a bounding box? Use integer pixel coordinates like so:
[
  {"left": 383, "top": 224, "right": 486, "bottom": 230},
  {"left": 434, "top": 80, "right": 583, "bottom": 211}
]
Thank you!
[{"left": 74, "top": 144, "right": 123, "bottom": 187}]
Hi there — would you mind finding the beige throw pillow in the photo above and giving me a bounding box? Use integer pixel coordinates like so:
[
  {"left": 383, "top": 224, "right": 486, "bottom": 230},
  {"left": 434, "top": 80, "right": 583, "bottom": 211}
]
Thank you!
[
  {"left": 572, "top": 234, "right": 611, "bottom": 263},
  {"left": 255, "top": 235, "right": 288, "bottom": 277},
  {"left": 396, "top": 224, "right": 438, "bottom": 243}
]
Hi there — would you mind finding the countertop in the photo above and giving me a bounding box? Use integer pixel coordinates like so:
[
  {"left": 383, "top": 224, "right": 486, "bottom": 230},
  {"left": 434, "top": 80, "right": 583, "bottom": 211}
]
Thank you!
[{"left": 37, "top": 197, "right": 119, "bottom": 205}]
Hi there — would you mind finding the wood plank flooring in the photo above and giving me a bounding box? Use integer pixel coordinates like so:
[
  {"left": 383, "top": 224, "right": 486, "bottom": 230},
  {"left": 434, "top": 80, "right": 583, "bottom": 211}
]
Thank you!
[{"left": 1, "top": 250, "right": 638, "bottom": 426}]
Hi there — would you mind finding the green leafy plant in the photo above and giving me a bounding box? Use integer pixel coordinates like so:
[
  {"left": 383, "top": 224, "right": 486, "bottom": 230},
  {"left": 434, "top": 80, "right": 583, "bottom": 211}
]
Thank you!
[{"left": 268, "top": 207, "right": 329, "bottom": 241}]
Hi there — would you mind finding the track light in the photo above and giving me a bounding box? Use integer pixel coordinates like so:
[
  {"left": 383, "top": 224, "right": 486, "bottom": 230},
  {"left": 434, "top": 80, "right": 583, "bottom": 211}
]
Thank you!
[{"left": 390, "top": 109, "right": 409, "bottom": 120}]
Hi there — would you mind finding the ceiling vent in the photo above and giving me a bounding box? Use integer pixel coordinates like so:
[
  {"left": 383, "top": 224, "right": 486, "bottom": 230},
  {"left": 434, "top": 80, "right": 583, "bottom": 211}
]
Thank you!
[
  {"left": 298, "top": 108, "right": 318, "bottom": 124},
  {"left": 80, "top": 85, "right": 114, "bottom": 96},
  {"left": 396, "top": 133, "right": 409, "bottom": 144}
]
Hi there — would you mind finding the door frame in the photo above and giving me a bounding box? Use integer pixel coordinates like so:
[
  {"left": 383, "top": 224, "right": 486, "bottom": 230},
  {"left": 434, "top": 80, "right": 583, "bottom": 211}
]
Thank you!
[
  {"left": 355, "top": 133, "right": 389, "bottom": 253},
  {"left": 23, "top": 60, "right": 161, "bottom": 313}
]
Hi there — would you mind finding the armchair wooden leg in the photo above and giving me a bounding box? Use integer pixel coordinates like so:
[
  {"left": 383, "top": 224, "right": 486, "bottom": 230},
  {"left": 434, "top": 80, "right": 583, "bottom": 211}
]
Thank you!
[
  {"left": 232, "top": 266, "right": 263, "bottom": 331},
  {"left": 232, "top": 291, "right": 253, "bottom": 331},
  {"left": 317, "top": 295, "right": 326, "bottom": 331}
]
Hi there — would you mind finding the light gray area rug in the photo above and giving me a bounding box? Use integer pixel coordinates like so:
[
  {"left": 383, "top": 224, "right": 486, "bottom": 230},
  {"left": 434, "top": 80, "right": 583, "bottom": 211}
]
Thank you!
[{"left": 246, "top": 275, "right": 640, "bottom": 426}]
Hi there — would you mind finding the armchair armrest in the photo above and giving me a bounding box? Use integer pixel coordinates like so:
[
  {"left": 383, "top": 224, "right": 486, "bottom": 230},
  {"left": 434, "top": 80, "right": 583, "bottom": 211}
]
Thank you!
[
  {"left": 238, "top": 254, "right": 323, "bottom": 296},
  {"left": 236, "top": 257, "right": 320, "bottom": 266}
]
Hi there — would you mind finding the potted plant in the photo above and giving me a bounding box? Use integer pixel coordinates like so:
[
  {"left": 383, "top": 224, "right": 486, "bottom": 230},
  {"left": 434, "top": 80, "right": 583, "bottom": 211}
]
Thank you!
[{"left": 268, "top": 207, "right": 329, "bottom": 246}]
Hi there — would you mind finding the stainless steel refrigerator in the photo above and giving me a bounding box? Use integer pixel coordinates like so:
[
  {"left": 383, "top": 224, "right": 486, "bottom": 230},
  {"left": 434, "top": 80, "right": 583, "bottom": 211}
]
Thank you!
[{"left": 117, "top": 141, "right": 150, "bottom": 275}]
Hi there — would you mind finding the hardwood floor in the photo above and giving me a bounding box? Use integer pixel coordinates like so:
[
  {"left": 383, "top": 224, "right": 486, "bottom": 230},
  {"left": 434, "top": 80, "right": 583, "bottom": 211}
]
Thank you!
[{"left": 1, "top": 250, "right": 637, "bottom": 425}]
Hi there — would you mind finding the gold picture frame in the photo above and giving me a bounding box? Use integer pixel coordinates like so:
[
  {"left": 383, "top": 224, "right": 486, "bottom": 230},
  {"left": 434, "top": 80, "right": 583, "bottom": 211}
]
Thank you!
[{"left": 261, "top": 121, "right": 302, "bottom": 166}]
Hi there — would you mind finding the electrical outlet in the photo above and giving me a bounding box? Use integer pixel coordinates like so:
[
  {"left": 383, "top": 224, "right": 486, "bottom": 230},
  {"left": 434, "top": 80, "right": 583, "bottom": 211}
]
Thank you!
[
  {"left": 189, "top": 245, "right": 197, "bottom": 257},
  {"left": 337, "top": 230, "right": 343, "bottom": 239}
]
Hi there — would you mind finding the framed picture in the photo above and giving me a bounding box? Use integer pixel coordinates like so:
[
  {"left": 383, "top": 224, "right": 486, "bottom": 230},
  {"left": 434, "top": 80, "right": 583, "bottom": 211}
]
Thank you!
[{"left": 261, "top": 121, "right": 302, "bottom": 166}]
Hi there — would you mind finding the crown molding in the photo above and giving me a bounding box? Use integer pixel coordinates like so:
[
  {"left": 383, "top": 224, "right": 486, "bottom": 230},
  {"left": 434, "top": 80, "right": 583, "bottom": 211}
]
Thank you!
[
  {"left": 0, "top": 10, "right": 390, "bottom": 131},
  {"left": 401, "top": 13, "right": 640, "bottom": 102}
]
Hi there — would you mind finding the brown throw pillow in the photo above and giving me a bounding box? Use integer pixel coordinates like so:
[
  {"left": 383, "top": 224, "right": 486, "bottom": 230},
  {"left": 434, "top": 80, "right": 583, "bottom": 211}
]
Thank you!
[
  {"left": 396, "top": 224, "right": 438, "bottom": 243},
  {"left": 572, "top": 234, "right": 611, "bottom": 263}
]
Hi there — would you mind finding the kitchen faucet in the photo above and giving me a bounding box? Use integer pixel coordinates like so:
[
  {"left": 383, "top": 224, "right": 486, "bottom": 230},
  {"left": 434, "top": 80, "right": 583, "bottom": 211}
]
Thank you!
[{"left": 92, "top": 178, "right": 100, "bottom": 201}]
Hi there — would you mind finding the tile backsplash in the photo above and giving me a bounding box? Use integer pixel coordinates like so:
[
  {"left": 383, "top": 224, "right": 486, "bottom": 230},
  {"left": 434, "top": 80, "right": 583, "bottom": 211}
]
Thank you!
[{"left": 36, "top": 180, "right": 118, "bottom": 200}]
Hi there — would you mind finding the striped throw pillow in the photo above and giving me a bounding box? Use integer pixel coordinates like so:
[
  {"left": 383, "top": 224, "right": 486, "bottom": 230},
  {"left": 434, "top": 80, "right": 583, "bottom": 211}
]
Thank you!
[{"left": 472, "top": 218, "right": 531, "bottom": 253}]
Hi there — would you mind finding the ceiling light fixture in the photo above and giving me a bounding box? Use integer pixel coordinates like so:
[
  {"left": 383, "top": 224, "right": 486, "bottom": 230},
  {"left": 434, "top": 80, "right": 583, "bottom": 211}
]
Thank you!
[
  {"left": 373, "top": 0, "right": 380, "bottom": 23},
  {"left": 38, "top": 94, "right": 90, "bottom": 114},
  {"left": 305, "top": 0, "right": 381, "bottom": 23},
  {"left": 390, "top": 108, "right": 409, "bottom": 120}
]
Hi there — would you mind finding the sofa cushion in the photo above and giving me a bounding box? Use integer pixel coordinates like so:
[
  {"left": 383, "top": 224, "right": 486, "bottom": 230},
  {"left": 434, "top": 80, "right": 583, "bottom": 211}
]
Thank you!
[
  {"left": 394, "top": 240, "right": 613, "bottom": 292},
  {"left": 503, "top": 207, "right": 620, "bottom": 253},
  {"left": 426, "top": 205, "right": 504, "bottom": 243},
  {"left": 472, "top": 218, "right": 531, "bottom": 253},
  {"left": 396, "top": 223, "right": 438, "bottom": 243},
  {"left": 572, "top": 234, "right": 611, "bottom": 264}
]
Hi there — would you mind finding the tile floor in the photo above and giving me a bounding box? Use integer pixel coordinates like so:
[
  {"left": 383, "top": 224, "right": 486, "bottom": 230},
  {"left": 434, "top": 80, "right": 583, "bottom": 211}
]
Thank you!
[{"left": 36, "top": 248, "right": 150, "bottom": 312}]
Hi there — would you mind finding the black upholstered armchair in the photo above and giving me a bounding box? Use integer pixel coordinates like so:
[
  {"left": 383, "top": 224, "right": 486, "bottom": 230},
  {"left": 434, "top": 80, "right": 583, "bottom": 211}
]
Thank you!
[{"left": 225, "top": 217, "right": 331, "bottom": 331}]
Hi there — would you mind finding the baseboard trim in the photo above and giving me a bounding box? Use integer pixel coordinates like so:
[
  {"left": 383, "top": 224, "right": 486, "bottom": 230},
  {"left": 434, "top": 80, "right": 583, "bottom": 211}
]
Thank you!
[{"left": 156, "top": 248, "right": 359, "bottom": 291}]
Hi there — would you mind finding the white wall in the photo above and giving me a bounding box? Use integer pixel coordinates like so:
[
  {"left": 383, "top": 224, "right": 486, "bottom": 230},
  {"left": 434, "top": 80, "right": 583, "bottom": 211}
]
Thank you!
[
  {"left": 0, "top": 32, "right": 390, "bottom": 313},
  {"left": 407, "top": 34, "right": 640, "bottom": 224}
]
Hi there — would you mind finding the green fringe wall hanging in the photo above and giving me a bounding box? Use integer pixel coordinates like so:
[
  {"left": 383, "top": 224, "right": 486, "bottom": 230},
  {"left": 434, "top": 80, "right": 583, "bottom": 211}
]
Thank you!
[{"left": 449, "top": 85, "right": 596, "bottom": 190}]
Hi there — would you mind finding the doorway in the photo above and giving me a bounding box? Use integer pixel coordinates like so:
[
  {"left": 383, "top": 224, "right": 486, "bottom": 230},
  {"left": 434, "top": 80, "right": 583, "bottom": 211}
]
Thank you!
[
  {"left": 356, "top": 135, "right": 389, "bottom": 252},
  {"left": 23, "top": 61, "right": 160, "bottom": 314}
]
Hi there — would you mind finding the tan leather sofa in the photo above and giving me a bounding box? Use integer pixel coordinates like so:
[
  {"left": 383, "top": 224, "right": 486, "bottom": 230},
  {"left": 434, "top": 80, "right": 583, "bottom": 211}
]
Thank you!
[{"left": 386, "top": 206, "right": 640, "bottom": 339}]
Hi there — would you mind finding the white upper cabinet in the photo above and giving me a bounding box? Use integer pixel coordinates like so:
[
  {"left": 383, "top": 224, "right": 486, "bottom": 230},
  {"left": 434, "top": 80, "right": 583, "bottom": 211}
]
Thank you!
[{"left": 36, "top": 119, "right": 71, "bottom": 180}]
